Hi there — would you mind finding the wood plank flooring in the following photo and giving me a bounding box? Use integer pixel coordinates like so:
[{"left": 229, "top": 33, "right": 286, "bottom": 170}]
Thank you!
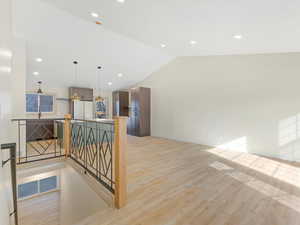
[
  {"left": 77, "top": 136, "right": 300, "bottom": 225},
  {"left": 19, "top": 136, "right": 300, "bottom": 225}
]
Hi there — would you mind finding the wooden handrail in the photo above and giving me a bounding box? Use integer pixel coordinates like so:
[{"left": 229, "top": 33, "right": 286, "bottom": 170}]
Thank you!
[
  {"left": 64, "top": 114, "right": 72, "bottom": 157},
  {"left": 113, "top": 116, "right": 128, "bottom": 209}
]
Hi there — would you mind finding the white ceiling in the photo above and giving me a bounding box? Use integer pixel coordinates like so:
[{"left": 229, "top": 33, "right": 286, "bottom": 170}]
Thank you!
[
  {"left": 42, "top": 0, "right": 300, "bottom": 56},
  {"left": 14, "top": 0, "right": 173, "bottom": 90},
  {"left": 14, "top": 0, "right": 300, "bottom": 90}
]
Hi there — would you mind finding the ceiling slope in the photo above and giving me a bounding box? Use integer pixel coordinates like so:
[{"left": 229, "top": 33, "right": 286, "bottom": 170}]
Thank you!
[
  {"left": 42, "top": 0, "right": 300, "bottom": 56},
  {"left": 13, "top": 0, "right": 174, "bottom": 90}
]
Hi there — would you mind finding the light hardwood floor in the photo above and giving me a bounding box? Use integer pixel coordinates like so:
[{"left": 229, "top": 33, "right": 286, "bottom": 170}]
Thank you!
[
  {"left": 78, "top": 136, "right": 300, "bottom": 225},
  {"left": 20, "top": 136, "right": 300, "bottom": 225}
]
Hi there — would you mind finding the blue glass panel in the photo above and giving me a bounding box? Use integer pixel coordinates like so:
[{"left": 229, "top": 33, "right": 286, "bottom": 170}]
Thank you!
[
  {"left": 40, "top": 95, "right": 54, "bottom": 112},
  {"left": 26, "top": 94, "right": 38, "bottom": 112},
  {"left": 18, "top": 181, "right": 38, "bottom": 198},
  {"left": 40, "top": 176, "right": 57, "bottom": 193}
]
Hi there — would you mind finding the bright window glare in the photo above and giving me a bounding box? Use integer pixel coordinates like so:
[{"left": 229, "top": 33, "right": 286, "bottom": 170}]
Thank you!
[
  {"left": 0, "top": 49, "right": 12, "bottom": 58},
  {"left": 0, "top": 66, "right": 12, "bottom": 73}
]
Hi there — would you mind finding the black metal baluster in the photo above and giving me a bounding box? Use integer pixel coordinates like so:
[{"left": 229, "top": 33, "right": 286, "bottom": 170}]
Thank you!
[
  {"left": 110, "top": 125, "right": 114, "bottom": 190},
  {"left": 75, "top": 124, "right": 78, "bottom": 160},
  {"left": 84, "top": 121, "right": 87, "bottom": 170},
  {"left": 96, "top": 122, "right": 99, "bottom": 179},
  {"left": 25, "top": 121, "right": 28, "bottom": 163},
  {"left": 1, "top": 143, "right": 18, "bottom": 225},
  {"left": 59, "top": 123, "right": 62, "bottom": 156},
  {"left": 18, "top": 121, "right": 21, "bottom": 164},
  {"left": 99, "top": 124, "right": 102, "bottom": 182},
  {"left": 110, "top": 124, "right": 113, "bottom": 191},
  {"left": 54, "top": 122, "right": 56, "bottom": 157},
  {"left": 12, "top": 119, "right": 116, "bottom": 194},
  {"left": 73, "top": 124, "right": 76, "bottom": 159}
]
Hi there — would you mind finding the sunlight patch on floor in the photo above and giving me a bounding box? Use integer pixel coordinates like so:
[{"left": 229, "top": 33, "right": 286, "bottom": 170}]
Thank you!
[
  {"left": 207, "top": 146, "right": 300, "bottom": 189},
  {"left": 209, "top": 161, "right": 300, "bottom": 213},
  {"left": 217, "top": 136, "right": 247, "bottom": 153}
]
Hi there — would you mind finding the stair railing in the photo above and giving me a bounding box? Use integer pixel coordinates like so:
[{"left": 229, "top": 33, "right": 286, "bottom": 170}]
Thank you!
[
  {"left": 64, "top": 114, "right": 128, "bottom": 209},
  {"left": 11, "top": 115, "right": 128, "bottom": 209}
]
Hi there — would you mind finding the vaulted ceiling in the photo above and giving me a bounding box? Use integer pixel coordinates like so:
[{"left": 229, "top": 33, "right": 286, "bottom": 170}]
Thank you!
[
  {"left": 42, "top": 0, "right": 300, "bottom": 56},
  {"left": 14, "top": 0, "right": 173, "bottom": 90},
  {"left": 14, "top": 0, "right": 300, "bottom": 90}
]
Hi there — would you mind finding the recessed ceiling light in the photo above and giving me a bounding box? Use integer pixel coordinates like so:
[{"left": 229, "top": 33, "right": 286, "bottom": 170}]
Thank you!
[
  {"left": 118, "top": 73, "right": 123, "bottom": 77},
  {"left": 160, "top": 44, "right": 166, "bottom": 48},
  {"left": 190, "top": 40, "right": 197, "bottom": 45},
  {"left": 108, "top": 82, "right": 112, "bottom": 86},
  {"left": 117, "top": 0, "right": 125, "bottom": 3},
  {"left": 35, "top": 58, "right": 43, "bottom": 62},
  {"left": 33, "top": 72, "right": 39, "bottom": 76},
  {"left": 233, "top": 34, "right": 243, "bottom": 39},
  {"left": 90, "top": 12, "right": 99, "bottom": 18}
]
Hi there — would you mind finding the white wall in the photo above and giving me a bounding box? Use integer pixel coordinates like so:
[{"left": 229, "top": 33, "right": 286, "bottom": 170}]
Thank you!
[
  {"left": 0, "top": 0, "right": 26, "bottom": 223},
  {"left": 60, "top": 165, "right": 107, "bottom": 225},
  {"left": 0, "top": 0, "right": 14, "bottom": 224},
  {"left": 11, "top": 39, "right": 26, "bottom": 119},
  {"left": 140, "top": 53, "right": 300, "bottom": 161},
  {"left": 10, "top": 38, "right": 26, "bottom": 156}
]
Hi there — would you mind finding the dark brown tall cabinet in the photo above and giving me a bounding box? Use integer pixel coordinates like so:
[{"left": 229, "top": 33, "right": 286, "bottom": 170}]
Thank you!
[
  {"left": 127, "top": 87, "right": 151, "bottom": 137},
  {"left": 112, "top": 91, "right": 129, "bottom": 117}
]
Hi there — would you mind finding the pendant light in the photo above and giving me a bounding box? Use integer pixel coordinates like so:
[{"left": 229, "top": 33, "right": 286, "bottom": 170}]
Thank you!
[
  {"left": 37, "top": 81, "right": 43, "bottom": 119},
  {"left": 95, "top": 66, "right": 105, "bottom": 118},
  {"left": 37, "top": 81, "right": 43, "bottom": 94},
  {"left": 95, "top": 66, "right": 104, "bottom": 102},
  {"left": 71, "top": 60, "right": 80, "bottom": 101}
]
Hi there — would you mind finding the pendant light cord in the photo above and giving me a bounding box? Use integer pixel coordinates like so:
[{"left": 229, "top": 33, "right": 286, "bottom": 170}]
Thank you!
[
  {"left": 97, "top": 66, "right": 102, "bottom": 99},
  {"left": 73, "top": 61, "right": 78, "bottom": 87}
]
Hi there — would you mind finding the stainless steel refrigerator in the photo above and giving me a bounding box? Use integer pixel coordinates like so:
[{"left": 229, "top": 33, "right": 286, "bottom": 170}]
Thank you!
[{"left": 73, "top": 100, "right": 93, "bottom": 120}]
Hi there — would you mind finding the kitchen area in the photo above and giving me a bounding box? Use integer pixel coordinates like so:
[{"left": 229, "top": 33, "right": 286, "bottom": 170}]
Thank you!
[{"left": 13, "top": 85, "right": 151, "bottom": 161}]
